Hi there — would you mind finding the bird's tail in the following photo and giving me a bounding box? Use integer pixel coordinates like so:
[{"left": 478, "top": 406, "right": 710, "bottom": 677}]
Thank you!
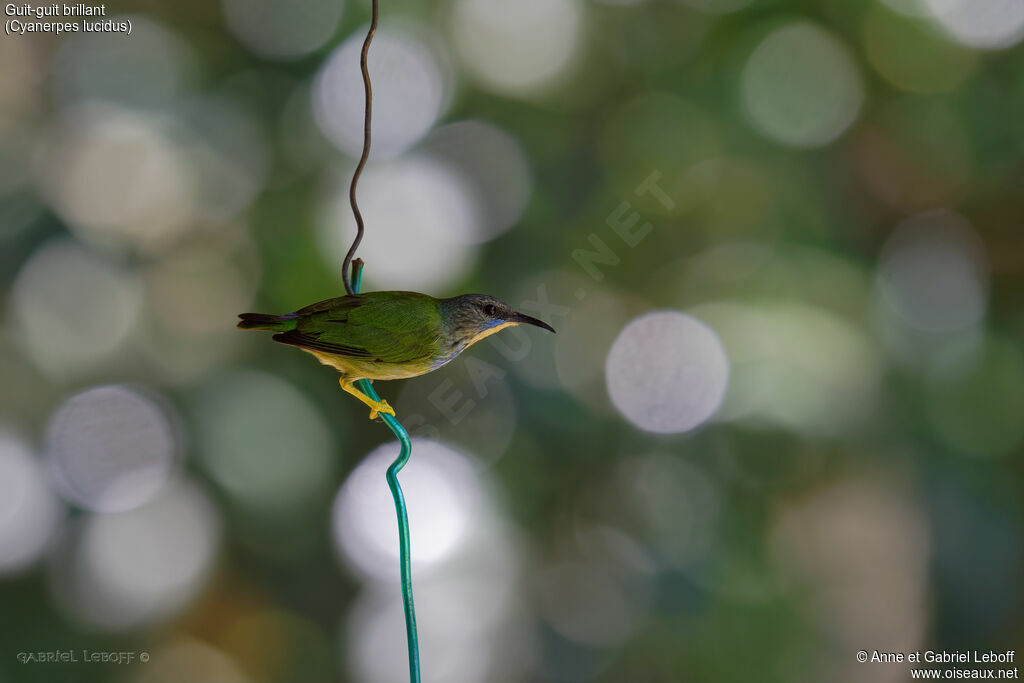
[{"left": 237, "top": 312, "right": 298, "bottom": 331}]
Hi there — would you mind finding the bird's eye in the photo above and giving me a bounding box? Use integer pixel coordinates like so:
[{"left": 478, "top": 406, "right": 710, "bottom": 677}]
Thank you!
[{"left": 484, "top": 304, "right": 497, "bottom": 316}]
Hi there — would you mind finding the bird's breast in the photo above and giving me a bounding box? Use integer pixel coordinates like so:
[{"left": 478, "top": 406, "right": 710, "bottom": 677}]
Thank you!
[{"left": 304, "top": 349, "right": 436, "bottom": 381}]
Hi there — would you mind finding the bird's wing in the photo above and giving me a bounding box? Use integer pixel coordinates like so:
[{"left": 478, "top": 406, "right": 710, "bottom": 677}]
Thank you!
[
  {"left": 272, "top": 331, "right": 377, "bottom": 359},
  {"left": 275, "top": 292, "right": 442, "bottom": 364},
  {"left": 294, "top": 295, "right": 363, "bottom": 317}
]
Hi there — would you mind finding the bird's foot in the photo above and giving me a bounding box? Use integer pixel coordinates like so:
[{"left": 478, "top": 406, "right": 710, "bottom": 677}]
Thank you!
[
  {"left": 338, "top": 377, "right": 395, "bottom": 420},
  {"left": 368, "top": 399, "right": 395, "bottom": 421}
]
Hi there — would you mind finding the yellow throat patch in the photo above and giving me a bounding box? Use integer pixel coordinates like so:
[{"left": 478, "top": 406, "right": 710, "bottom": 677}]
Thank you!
[{"left": 466, "top": 320, "right": 517, "bottom": 347}]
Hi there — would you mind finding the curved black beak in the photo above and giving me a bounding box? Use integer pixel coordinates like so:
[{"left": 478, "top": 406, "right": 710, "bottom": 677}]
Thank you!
[{"left": 511, "top": 312, "right": 556, "bottom": 333}]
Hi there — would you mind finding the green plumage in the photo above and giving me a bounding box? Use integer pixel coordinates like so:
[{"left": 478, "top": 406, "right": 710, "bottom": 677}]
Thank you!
[
  {"left": 241, "top": 291, "right": 443, "bottom": 366},
  {"left": 238, "top": 290, "right": 554, "bottom": 419}
]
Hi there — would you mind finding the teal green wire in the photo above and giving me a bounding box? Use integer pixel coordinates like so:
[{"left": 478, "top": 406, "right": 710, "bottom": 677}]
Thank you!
[{"left": 351, "top": 261, "right": 421, "bottom": 683}]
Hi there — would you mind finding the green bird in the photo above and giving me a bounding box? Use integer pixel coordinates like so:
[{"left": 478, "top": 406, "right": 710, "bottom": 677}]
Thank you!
[{"left": 238, "top": 292, "right": 555, "bottom": 419}]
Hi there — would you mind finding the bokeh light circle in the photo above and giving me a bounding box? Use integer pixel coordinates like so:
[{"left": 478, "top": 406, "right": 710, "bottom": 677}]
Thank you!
[
  {"left": 318, "top": 156, "right": 478, "bottom": 291},
  {"left": 923, "top": 0, "right": 1024, "bottom": 49},
  {"left": 222, "top": 0, "right": 344, "bottom": 60},
  {"left": 51, "top": 477, "right": 220, "bottom": 630},
  {"left": 421, "top": 120, "right": 533, "bottom": 243},
  {"left": 741, "top": 22, "right": 863, "bottom": 147},
  {"left": 10, "top": 239, "right": 142, "bottom": 376},
  {"left": 332, "top": 439, "right": 486, "bottom": 580},
  {"left": 605, "top": 311, "right": 729, "bottom": 434},
  {"left": 694, "top": 300, "right": 882, "bottom": 437},
  {"left": 314, "top": 26, "right": 446, "bottom": 159},
  {"left": 537, "top": 562, "right": 644, "bottom": 647},
  {"left": 37, "top": 104, "right": 196, "bottom": 252},
  {"left": 0, "top": 432, "right": 62, "bottom": 574},
  {"left": 862, "top": 5, "right": 978, "bottom": 94},
  {"left": 450, "top": 0, "right": 584, "bottom": 97},
  {"left": 877, "top": 210, "right": 988, "bottom": 334},
  {"left": 45, "top": 384, "right": 179, "bottom": 513},
  {"left": 193, "top": 370, "right": 337, "bottom": 514},
  {"left": 770, "top": 478, "right": 930, "bottom": 674},
  {"left": 345, "top": 575, "right": 532, "bottom": 683}
]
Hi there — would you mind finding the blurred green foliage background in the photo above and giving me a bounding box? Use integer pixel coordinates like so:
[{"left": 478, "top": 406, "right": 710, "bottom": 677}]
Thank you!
[{"left": 1, "top": 0, "right": 1023, "bottom": 681}]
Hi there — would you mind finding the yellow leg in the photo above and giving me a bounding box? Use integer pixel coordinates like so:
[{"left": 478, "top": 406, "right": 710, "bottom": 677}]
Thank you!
[{"left": 339, "top": 377, "right": 396, "bottom": 420}]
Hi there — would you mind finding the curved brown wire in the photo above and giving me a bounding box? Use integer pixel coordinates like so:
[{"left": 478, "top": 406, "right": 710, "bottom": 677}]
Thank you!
[{"left": 342, "top": 0, "right": 379, "bottom": 296}]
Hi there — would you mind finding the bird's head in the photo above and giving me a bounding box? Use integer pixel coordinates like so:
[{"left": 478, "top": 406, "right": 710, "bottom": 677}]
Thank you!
[{"left": 441, "top": 294, "right": 555, "bottom": 349}]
